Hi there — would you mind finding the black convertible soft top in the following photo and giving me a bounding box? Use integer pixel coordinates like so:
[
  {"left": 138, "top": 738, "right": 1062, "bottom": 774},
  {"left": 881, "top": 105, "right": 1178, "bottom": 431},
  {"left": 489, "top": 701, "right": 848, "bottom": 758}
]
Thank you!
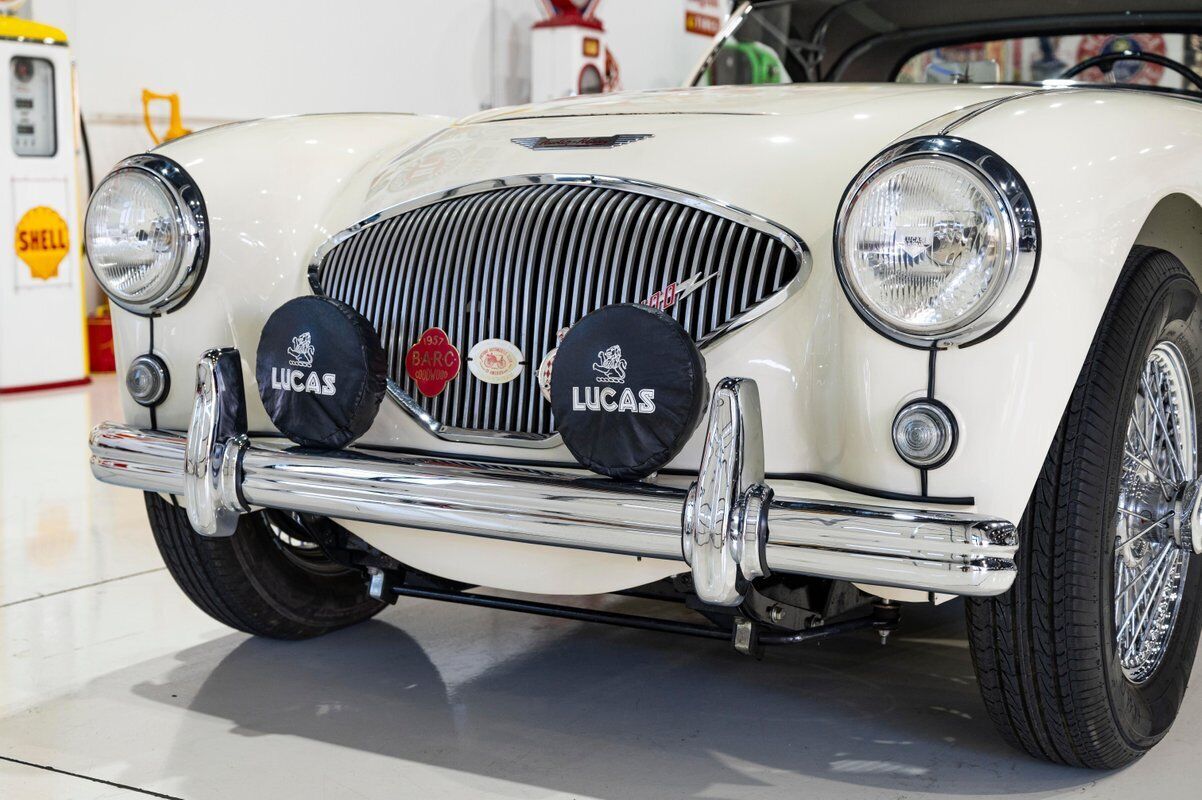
[{"left": 737, "top": 0, "right": 1202, "bottom": 80}]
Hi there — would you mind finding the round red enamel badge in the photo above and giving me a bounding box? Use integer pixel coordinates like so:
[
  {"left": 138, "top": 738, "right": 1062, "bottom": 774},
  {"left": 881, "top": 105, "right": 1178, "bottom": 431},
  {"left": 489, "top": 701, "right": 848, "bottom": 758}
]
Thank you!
[{"left": 406, "top": 327, "right": 461, "bottom": 397}]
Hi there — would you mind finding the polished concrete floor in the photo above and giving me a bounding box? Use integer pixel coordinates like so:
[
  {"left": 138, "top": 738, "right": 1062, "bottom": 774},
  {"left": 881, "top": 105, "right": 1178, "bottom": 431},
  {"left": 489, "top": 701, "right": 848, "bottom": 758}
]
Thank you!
[{"left": 3, "top": 376, "right": 1202, "bottom": 799}]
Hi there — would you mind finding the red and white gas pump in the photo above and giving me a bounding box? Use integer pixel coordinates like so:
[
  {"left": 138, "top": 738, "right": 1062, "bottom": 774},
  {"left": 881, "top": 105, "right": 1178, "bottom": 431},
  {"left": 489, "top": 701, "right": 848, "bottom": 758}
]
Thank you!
[{"left": 531, "top": 0, "right": 621, "bottom": 102}]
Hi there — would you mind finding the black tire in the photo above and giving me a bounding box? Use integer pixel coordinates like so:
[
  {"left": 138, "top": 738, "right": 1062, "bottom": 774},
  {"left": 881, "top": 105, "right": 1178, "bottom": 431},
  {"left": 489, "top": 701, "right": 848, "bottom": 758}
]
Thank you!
[
  {"left": 146, "top": 493, "right": 385, "bottom": 639},
  {"left": 967, "top": 246, "right": 1202, "bottom": 768}
]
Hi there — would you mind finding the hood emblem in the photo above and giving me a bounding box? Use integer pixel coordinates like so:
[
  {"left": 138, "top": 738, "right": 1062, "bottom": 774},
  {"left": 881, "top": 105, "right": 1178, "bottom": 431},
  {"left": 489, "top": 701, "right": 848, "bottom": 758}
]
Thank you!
[
  {"left": 645, "top": 271, "right": 719, "bottom": 312},
  {"left": 512, "top": 134, "right": 652, "bottom": 150}
]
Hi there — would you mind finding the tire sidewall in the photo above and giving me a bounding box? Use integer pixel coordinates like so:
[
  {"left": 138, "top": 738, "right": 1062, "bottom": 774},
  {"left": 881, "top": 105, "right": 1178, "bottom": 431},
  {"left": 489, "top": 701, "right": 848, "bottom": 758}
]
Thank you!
[
  {"left": 230, "top": 512, "right": 383, "bottom": 628},
  {"left": 1098, "top": 261, "right": 1202, "bottom": 748}
]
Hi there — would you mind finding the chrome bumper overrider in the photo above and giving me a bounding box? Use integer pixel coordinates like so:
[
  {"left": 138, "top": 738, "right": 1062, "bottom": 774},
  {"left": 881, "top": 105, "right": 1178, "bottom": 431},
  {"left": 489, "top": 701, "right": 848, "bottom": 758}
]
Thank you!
[{"left": 89, "top": 349, "right": 1020, "bottom": 605}]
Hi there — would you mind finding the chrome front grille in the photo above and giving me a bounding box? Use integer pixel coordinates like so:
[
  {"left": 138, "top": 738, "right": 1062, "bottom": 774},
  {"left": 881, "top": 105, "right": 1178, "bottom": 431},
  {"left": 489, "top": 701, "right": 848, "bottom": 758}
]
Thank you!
[{"left": 314, "top": 176, "right": 806, "bottom": 438}]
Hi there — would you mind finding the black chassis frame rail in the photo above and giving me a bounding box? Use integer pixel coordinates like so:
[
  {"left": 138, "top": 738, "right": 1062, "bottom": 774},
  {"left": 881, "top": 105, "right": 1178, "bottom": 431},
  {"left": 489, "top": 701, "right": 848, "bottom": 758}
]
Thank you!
[
  {"left": 387, "top": 578, "right": 901, "bottom": 658},
  {"left": 270, "top": 506, "right": 902, "bottom": 657}
]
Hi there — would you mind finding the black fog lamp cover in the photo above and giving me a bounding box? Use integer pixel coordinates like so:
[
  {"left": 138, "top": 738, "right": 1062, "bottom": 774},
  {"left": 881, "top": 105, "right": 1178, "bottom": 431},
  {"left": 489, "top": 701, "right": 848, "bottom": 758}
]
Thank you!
[
  {"left": 255, "top": 296, "right": 387, "bottom": 449},
  {"left": 550, "top": 304, "right": 707, "bottom": 480}
]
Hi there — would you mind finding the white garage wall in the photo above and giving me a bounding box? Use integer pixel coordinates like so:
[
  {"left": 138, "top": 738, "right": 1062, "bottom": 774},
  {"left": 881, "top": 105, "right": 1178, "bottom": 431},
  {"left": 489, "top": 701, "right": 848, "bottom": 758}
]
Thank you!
[
  {"left": 32, "top": 0, "right": 533, "bottom": 120},
  {"left": 26, "top": 0, "right": 721, "bottom": 170},
  {"left": 603, "top": 0, "right": 725, "bottom": 93},
  {"left": 32, "top": 0, "right": 533, "bottom": 174},
  {"left": 29, "top": 1, "right": 719, "bottom": 116}
]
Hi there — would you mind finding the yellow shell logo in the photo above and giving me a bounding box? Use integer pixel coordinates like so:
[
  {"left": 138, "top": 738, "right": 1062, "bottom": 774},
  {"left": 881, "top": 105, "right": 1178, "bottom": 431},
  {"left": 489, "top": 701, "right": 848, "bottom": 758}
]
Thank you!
[{"left": 15, "top": 206, "right": 70, "bottom": 281}]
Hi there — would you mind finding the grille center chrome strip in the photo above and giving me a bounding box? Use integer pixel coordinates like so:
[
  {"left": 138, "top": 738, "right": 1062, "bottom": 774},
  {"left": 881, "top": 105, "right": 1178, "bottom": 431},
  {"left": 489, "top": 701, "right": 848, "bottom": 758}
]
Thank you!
[{"left": 310, "top": 174, "right": 811, "bottom": 448}]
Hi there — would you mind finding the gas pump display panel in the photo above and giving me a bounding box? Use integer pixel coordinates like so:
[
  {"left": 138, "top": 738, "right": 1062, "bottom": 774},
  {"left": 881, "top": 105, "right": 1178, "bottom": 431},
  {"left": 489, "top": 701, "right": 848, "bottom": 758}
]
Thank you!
[{"left": 10, "top": 56, "right": 56, "bottom": 157}]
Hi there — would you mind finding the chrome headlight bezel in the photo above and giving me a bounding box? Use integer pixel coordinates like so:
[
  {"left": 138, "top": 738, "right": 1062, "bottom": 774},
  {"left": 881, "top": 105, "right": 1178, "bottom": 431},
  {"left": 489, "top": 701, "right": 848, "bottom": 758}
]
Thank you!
[
  {"left": 834, "top": 137, "right": 1039, "bottom": 348},
  {"left": 85, "top": 154, "right": 208, "bottom": 316}
]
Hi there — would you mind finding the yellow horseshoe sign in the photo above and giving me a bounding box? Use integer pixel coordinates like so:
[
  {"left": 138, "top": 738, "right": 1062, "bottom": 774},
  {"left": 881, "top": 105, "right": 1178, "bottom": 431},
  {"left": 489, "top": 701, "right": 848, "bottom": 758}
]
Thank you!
[{"left": 15, "top": 206, "right": 70, "bottom": 281}]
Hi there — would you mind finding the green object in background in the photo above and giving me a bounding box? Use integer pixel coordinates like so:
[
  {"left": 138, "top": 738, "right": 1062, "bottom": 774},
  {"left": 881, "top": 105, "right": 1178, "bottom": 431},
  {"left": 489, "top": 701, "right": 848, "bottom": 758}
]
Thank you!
[{"left": 709, "top": 40, "right": 787, "bottom": 85}]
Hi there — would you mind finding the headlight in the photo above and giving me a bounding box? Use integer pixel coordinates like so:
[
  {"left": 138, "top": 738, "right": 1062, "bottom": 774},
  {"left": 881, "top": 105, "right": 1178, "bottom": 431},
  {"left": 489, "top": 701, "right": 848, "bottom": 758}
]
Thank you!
[
  {"left": 85, "top": 154, "right": 207, "bottom": 315},
  {"left": 835, "top": 138, "right": 1038, "bottom": 347}
]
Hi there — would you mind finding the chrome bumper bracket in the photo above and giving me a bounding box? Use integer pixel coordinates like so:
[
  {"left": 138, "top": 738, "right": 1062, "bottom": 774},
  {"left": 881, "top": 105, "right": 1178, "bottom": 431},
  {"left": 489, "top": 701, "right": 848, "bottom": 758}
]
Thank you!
[
  {"left": 683, "top": 378, "right": 774, "bottom": 605},
  {"left": 183, "top": 348, "right": 249, "bottom": 537},
  {"left": 90, "top": 349, "right": 1022, "bottom": 601}
]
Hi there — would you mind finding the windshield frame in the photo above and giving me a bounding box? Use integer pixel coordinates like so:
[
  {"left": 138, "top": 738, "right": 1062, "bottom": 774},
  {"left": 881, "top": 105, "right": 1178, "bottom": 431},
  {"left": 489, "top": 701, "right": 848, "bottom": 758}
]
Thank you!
[{"left": 686, "top": 0, "right": 1202, "bottom": 87}]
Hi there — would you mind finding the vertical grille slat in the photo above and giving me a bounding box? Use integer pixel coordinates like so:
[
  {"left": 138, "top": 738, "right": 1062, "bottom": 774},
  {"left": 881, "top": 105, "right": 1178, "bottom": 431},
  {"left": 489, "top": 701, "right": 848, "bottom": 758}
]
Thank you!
[
  {"left": 317, "top": 182, "right": 802, "bottom": 436},
  {"left": 371, "top": 212, "right": 414, "bottom": 363},
  {"left": 495, "top": 187, "right": 538, "bottom": 429}
]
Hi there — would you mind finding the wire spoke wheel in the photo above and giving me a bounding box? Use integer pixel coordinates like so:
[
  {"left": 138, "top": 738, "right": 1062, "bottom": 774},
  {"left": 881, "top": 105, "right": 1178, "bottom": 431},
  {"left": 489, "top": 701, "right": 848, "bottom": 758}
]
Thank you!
[
  {"left": 1114, "top": 340, "right": 1197, "bottom": 684},
  {"left": 967, "top": 249, "right": 1202, "bottom": 767}
]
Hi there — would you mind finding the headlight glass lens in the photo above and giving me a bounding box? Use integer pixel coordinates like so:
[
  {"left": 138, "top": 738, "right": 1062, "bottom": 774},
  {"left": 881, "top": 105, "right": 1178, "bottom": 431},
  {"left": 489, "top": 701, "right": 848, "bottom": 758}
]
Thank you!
[
  {"left": 85, "top": 166, "right": 198, "bottom": 312},
  {"left": 840, "top": 157, "right": 1012, "bottom": 337}
]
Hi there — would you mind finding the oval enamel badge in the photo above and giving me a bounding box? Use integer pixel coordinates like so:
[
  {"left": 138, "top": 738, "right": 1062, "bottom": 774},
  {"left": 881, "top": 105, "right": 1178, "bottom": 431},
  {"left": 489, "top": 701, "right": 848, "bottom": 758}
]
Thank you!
[
  {"left": 468, "top": 338, "right": 524, "bottom": 384},
  {"left": 406, "top": 328, "right": 460, "bottom": 397}
]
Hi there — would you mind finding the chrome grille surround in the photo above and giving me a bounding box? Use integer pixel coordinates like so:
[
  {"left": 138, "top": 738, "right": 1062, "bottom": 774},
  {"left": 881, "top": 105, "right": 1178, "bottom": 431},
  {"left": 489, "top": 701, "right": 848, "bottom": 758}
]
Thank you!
[{"left": 310, "top": 174, "right": 810, "bottom": 446}]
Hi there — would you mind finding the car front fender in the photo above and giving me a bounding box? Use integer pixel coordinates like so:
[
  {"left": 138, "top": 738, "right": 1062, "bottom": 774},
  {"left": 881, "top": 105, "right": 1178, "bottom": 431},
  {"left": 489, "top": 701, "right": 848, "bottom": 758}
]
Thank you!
[
  {"left": 931, "top": 88, "right": 1202, "bottom": 521},
  {"left": 109, "top": 113, "right": 450, "bottom": 429}
]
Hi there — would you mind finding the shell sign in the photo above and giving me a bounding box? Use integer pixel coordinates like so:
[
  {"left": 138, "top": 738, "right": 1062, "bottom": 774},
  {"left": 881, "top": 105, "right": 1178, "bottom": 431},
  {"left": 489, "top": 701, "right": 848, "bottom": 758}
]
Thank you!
[{"left": 15, "top": 206, "right": 70, "bottom": 280}]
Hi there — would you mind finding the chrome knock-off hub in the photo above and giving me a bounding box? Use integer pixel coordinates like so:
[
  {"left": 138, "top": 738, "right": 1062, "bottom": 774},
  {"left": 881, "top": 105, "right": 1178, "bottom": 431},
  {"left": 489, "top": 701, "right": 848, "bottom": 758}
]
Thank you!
[{"left": 1172, "top": 478, "right": 1202, "bottom": 553}]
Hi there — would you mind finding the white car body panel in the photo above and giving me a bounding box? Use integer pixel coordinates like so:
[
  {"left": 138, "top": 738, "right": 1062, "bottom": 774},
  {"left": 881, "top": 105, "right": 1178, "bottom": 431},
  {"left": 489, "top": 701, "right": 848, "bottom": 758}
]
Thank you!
[{"left": 111, "top": 84, "right": 1202, "bottom": 594}]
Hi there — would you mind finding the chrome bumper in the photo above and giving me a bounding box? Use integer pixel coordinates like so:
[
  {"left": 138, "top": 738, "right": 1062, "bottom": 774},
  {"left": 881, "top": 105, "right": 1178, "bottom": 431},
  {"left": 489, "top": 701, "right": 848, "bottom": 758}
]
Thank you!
[{"left": 90, "top": 349, "right": 1019, "bottom": 605}]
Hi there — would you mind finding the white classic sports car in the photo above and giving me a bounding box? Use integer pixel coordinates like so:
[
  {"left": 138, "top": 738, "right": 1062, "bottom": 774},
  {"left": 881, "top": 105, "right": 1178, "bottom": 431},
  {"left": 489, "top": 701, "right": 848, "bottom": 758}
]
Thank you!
[{"left": 87, "top": 0, "right": 1202, "bottom": 768}]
